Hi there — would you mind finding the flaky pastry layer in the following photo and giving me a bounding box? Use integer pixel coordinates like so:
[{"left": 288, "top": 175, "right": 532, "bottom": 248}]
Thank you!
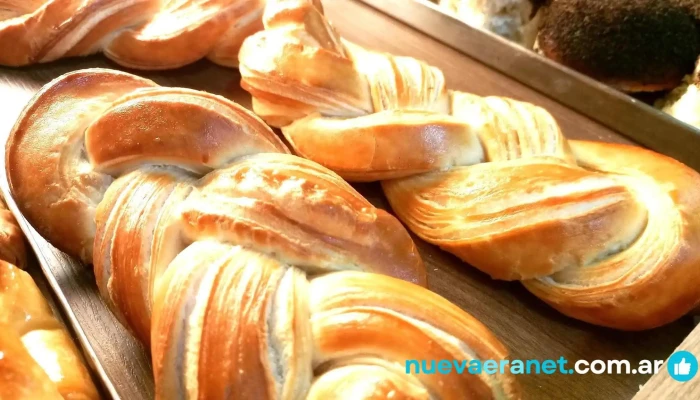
[
  {"left": 7, "top": 68, "right": 518, "bottom": 399},
  {"left": 0, "top": 0, "right": 265, "bottom": 69},
  {"left": 239, "top": 0, "right": 700, "bottom": 330}
]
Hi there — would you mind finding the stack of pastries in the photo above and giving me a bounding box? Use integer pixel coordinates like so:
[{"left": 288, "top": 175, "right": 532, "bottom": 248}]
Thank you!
[{"left": 0, "top": 199, "right": 99, "bottom": 399}]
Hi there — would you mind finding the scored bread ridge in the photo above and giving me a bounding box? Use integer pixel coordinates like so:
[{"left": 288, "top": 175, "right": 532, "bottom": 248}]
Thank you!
[
  {"left": 150, "top": 241, "right": 519, "bottom": 399},
  {"left": 238, "top": 0, "right": 700, "bottom": 331},
  {"left": 0, "top": 199, "right": 99, "bottom": 399},
  {"left": 0, "top": 0, "right": 265, "bottom": 69},
  {"left": 6, "top": 68, "right": 520, "bottom": 398}
]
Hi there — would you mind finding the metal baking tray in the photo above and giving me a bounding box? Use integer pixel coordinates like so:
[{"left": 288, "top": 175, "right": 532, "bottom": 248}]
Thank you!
[{"left": 358, "top": 0, "right": 700, "bottom": 172}]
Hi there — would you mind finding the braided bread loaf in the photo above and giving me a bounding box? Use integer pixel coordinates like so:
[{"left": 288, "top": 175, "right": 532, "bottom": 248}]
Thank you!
[
  {"left": 239, "top": 0, "right": 700, "bottom": 331},
  {"left": 0, "top": 0, "right": 264, "bottom": 69},
  {"left": 0, "top": 199, "right": 100, "bottom": 399},
  {"left": 7, "top": 68, "right": 519, "bottom": 399}
]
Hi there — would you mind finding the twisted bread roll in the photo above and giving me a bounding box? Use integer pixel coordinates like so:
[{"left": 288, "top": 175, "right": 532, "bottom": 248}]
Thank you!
[
  {"left": 7, "top": 69, "right": 518, "bottom": 399},
  {"left": 0, "top": 0, "right": 265, "bottom": 69},
  {"left": 239, "top": 0, "right": 700, "bottom": 330},
  {"left": 0, "top": 199, "right": 100, "bottom": 399}
]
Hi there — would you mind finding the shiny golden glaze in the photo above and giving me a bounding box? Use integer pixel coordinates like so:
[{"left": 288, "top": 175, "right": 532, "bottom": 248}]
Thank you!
[
  {"left": 0, "top": 0, "right": 265, "bottom": 69},
  {"left": 0, "top": 199, "right": 99, "bottom": 399},
  {"left": 239, "top": 0, "right": 700, "bottom": 330},
  {"left": 6, "top": 69, "right": 518, "bottom": 399},
  {"left": 0, "top": 198, "right": 25, "bottom": 269}
]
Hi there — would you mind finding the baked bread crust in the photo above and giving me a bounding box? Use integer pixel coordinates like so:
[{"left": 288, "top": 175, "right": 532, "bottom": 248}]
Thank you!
[
  {"left": 0, "top": 199, "right": 99, "bottom": 399},
  {"left": 239, "top": 0, "right": 700, "bottom": 330},
  {"left": 538, "top": 0, "right": 700, "bottom": 92},
  {"left": 7, "top": 68, "right": 521, "bottom": 398},
  {"left": 0, "top": 0, "right": 265, "bottom": 69}
]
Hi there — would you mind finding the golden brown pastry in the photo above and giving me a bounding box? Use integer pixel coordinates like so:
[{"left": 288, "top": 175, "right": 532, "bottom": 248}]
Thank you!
[
  {"left": 239, "top": 0, "right": 700, "bottom": 331},
  {"left": 537, "top": 0, "right": 700, "bottom": 92},
  {"left": 0, "top": 198, "right": 26, "bottom": 269},
  {"left": 438, "top": 0, "right": 540, "bottom": 47},
  {"left": 0, "top": 200, "right": 100, "bottom": 399},
  {"left": 0, "top": 0, "right": 265, "bottom": 69},
  {"left": 7, "top": 68, "right": 518, "bottom": 399}
]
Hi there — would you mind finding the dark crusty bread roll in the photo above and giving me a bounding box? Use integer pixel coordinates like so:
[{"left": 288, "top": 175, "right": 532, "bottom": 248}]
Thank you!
[{"left": 538, "top": 0, "right": 700, "bottom": 92}]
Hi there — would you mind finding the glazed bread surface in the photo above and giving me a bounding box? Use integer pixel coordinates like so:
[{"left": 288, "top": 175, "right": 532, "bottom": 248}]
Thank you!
[
  {"left": 0, "top": 199, "right": 100, "bottom": 399},
  {"left": 238, "top": 0, "right": 700, "bottom": 330},
  {"left": 0, "top": 0, "right": 265, "bottom": 69},
  {"left": 0, "top": 197, "right": 25, "bottom": 268},
  {"left": 6, "top": 68, "right": 519, "bottom": 399}
]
